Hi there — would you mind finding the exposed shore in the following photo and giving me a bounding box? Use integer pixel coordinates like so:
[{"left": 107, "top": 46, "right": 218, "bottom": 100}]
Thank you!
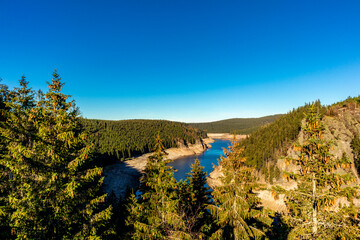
[
  {"left": 207, "top": 133, "right": 247, "bottom": 141},
  {"left": 103, "top": 137, "right": 214, "bottom": 197},
  {"left": 206, "top": 133, "right": 249, "bottom": 190},
  {"left": 119, "top": 137, "right": 214, "bottom": 172}
]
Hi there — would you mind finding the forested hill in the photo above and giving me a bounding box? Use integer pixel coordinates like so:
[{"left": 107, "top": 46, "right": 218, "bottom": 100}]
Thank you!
[
  {"left": 81, "top": 119, "right": 207, "bottom": 164},
  {"left": 189, "top": 114, "right": 283, "bottom": 134},
  {"left": 235, "top": 96, "right": 360, "bottom": 183},
  {"left": 237, "top": 103, "right": 321, "bottom": 172}
]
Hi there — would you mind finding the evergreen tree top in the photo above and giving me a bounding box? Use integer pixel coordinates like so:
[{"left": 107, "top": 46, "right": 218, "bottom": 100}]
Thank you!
[
  {"left": 273, "top": 104, "right": 360, "bottom": 239},
  {"left": 47, "top": 70, "right": 64, "bottom": 93},
  {"left": 44, "top": 70, "right": 73, "bottom": 113}
]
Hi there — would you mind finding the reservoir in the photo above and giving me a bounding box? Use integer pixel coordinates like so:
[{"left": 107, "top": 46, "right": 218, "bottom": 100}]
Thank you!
[{"left": 168, "top": 139, "right": 231, "bottom": 181}]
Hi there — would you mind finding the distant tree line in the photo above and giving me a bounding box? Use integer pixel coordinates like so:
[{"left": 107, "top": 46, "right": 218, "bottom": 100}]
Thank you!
[
  {"left": 327, "top": 95, "right": 360, "bottom": 116},
  {"left": 189, "top": 115, "right": 283, "bottom": 134},
  {"left": 81, "top": 119, "right": 207, "bottom": 165}
]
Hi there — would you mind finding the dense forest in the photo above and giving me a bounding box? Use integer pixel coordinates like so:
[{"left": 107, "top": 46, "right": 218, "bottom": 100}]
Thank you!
[
  {"left": 189, "top": 114, "right": 283, "bottom": 134},
  {"left": 235, "top": 101, "right": 325, "bottom": 181},
  {"left": 81, "top": 118, "right": 206, "bottom": 164},
  {"left": 1, "top": 73, "right": 360, "bottom": 239},
  {"left": 0, "top": 73, "right": 113, "bottom": 239},
  {"left": 235, "top": 97, "right": 360, "bottom": 182},
  {"left": 122, "top": 103, "right": 360, "bottom": 239}
]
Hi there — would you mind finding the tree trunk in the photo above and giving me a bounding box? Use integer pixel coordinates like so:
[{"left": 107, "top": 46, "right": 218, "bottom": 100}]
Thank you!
[
  {"left": 162, "top": 195, "right": 165, "bottom": 225},
  {"left": 312, "top": 173, "right": 318, "bottom": 235}
]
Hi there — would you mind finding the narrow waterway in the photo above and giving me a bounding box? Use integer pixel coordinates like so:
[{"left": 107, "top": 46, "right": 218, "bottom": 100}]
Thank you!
[{"left": 168, "top": 139, "right": 231, "bottom": 181}]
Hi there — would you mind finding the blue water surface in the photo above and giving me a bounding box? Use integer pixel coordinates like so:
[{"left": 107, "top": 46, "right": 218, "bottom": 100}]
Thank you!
[{"left": 168, "top": 140, "right": 231, "bottom": 181}]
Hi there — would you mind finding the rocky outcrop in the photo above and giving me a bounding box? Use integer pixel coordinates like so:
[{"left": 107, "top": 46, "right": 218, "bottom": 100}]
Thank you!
[
  {"left": 207, "top": 165, "right": 223, "bottom": 189},
  {"left": 207, "top": 109, "right": 360, "bottom": 213},
  {"left": 103, "top": 137, "right": 214, "bottom": 198}
]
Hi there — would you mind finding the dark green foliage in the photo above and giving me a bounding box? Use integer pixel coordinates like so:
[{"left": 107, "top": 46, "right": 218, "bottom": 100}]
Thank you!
[
  {"left": 186, "top": 158, "right": 211, "bottom": 227},
  {"left": 209, "top": 144, "right": 272, "bottom": 239},
  {"left": 81, "top": 118, "right": 207, "bottom": 164},
  {"left": 0, "top": 78, "right": 9, "bottom": 113},
  {"left": 0, "top": 75, "right": 36, "bottom": 239},
  {"left": 178, "top": 158, "right": 212, "bottom": 238},
  {"left": 236, "top": 101, "right": 325, "bottom": 172},
  {"left": 189, "top": 114, "right": 283, "bottom": 134},
  {"left": 127, "top": 136, "right": 214, "bottom": 239},
  {"left": 351, "top": 134, "right": 360, "bottom": 175},
  {"left": 268, "top": 214, "right": 290, "bottom": 240},
  {"left": 273, "top": 104, "right": 360, "bottom": 239},
  {"left": 106, "top": 190, "right": 133, "bottom": 240},
  {"left": 127, "top": 135, "right": 190, "bottom": 239},
  {"left": 0, "top": 79, "right": 12, "bottom": 239},
  {"left": 2, "top": 71, "right": 359, "bottom": 240},
  {"left": 0, "top": 72, "right": 114, "bottom": 239}
]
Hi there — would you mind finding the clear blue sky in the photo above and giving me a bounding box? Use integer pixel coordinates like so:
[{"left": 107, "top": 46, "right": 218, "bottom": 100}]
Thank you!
[{"left": 1, "top": 0, "right": 360, "bottom": 122}]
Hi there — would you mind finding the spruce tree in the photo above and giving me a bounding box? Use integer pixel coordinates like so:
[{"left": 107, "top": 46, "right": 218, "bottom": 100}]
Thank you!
[
  {"left": 0, "top": 75, "right": 36, "bottom": 239},
  {"left": 0, "top": 79, "right": 12, "bottom": 239},
  {"left": 209, "top": 142, "right": 270, "bottom": 239},
  {"left": 180, "top": 158, "right": 211, "bottom": 237},
  {"left": 351, "top": 135, "right": 360, "bottom": 174},
  {"left": 127, "top": 134, "right": 190, "bottom": 239},
  {"left": 0, "top": 71, "right": 113, "bottom": 239},
  {"left": 273, "top": 104, "right": 360, "bottom": 239}
]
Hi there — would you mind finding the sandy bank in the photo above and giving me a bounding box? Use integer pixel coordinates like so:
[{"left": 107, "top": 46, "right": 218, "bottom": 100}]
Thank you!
[
  {"left": 208, "top": 133, "right": 247, "bottom": 141},
  {"left": 126, "top": 137, "right": 214, "bottom": 172},
  {"left": 103, "top": 137, "right": 214, "bottom": 197}
]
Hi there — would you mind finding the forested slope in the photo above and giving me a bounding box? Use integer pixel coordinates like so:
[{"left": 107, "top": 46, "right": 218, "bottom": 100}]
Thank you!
[
  {"left": 81, "top": 119, "right": 207, "bottom": 164},
  {"left": 3, "top": 73, "right": 360, "bottom": 239},
  {"left": 235, "top": 101, "right": 325, "bottom": 177},
  {"left": 234, "top": 97, "right": 360, "bottom": 181},
  {"left": 189, "top": 114, "right": 283, "bottom": 134}
]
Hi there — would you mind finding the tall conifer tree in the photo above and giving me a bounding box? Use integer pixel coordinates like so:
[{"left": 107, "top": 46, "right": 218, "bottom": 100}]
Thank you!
[
  {"left": 179, "top": 158, "right": 211, "bottom": 237},
  {"left": 273, "top": 104, "right": 360, "bottom": 239},
  {"left": 209, "top": 142, "right": 270, "bottom": 239},
  {"left": 0, "top": 75, "right": 36, "bottom": 238},
  {"left": 127, "top": 134, "right": 190, "bottom": 239},
  {"left": 0, "top": 71, "right": 113, "bottom": 239},
  {"left": 0, "top": 79, "right": 12, "bottom": 238}
]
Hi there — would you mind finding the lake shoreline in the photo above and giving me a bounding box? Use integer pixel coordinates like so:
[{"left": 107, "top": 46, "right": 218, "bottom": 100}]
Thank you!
[
  {"left": 103, "top": 137, "right": 215, "bottom": 197},
  {"left": 169, "top": 139, "right": 231, "bottom": 182},
  {"left": 122, "top": 137, "right": 215, "bottom": 172},
  {"left": 208, "top": 133, "right": 247, "bottom": 141}
]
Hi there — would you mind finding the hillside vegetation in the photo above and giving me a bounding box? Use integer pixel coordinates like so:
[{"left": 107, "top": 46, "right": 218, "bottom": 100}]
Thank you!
[
  {"left": 2, "top": 73, "right": 360, "bottom": 239},
  {"left": 238, "top": 103, "right": 323, "bottom": 167},
  {"left": 189, "top": 114, "right": 283, "bottom": 134},
  {"left": 81, "top": 119, "right": 207, "bottom": 164},
  {"left": 235, "top": 97, "right": 360, "bottom": 181}
]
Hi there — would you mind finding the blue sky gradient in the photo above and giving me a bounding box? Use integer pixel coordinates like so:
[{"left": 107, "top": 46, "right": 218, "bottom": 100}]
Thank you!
[{"left": 1, "top": 0, "right": 360, "bottom": 122}]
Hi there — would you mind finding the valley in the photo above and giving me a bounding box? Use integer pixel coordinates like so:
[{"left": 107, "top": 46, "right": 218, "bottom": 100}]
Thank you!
[
  {"left": 2, "top": 75, "right": 360, "bottom": 239},
  {"left": 3, "top": 2, "right": 359, "bottom": 239}
]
